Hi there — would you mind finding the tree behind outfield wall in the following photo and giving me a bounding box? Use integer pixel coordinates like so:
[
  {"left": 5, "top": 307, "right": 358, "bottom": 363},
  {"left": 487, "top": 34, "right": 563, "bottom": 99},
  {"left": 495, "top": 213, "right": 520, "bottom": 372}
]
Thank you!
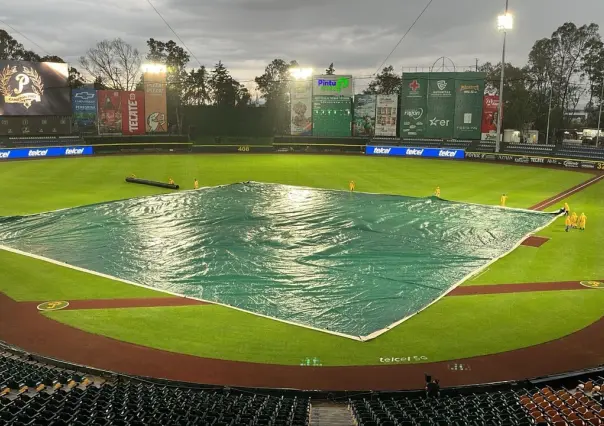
[
  {"left": 255, "top": 58, "right": 299, "bottom": 134},
  {"left": 363, "top": 65, "right": 401, "bottom": 95},
  {"left": 79, "top": 38, "right": 141, "bottom": 91}
]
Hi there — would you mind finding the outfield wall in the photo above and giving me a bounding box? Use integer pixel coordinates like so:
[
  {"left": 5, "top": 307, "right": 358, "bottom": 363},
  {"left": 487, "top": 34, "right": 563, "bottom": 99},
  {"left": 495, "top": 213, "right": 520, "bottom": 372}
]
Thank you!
[{"left": 0, "top": 138, "right": 603, "bottom": 172}]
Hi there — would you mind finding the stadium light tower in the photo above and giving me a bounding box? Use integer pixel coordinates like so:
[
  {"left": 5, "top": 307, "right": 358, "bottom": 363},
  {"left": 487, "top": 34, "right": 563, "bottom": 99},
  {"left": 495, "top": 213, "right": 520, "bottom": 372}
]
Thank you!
[
  {"left": 495, "top": 1, "right": 513, "bottom": 153},
  {"left": 141, "top": 63, "right": 167, "bottom": 74},
  {"left": 289, "top": 68, "right": 313, "bottom": 80}
]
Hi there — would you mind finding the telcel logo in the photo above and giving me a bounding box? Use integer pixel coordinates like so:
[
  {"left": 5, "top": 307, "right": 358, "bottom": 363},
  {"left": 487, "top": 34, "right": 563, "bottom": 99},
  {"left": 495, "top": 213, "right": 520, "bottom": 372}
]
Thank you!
[
  {"left": 406, "top": 148, "right": 424, "bottom": 156},
  {"left": 0, "top": 151, "right": 10, "bottom": 159},
  {"left": 65, "top": 148, "right": 85, "bottom": 155},
  {"left": 28, "top": 149, "right": 48, "bottom": 157},
  {"left": 373, "top": 147, "right": 391, "bottom": 155},
  {"left": 317, "top": 78, "right": 349, "bottom": 92},
  {"left": 438, "top": 150, "right": 458, "bottom": 157}
]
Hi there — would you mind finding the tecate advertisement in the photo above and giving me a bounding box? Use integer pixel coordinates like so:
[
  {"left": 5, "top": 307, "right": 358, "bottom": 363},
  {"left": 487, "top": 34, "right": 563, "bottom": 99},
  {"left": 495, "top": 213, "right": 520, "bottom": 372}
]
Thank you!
[
  {"left": 0, "top": 146, "right": 93, "bottom": 160},
  {"left": 375, "top": 94, "right": 398, "bottom": 137},
  {"left": 0, "top": 60, "right": 70, "bottom": 116},
  {"left": 121, "top": 91, "right": 145, "bottom": 135},
  {"left": 366, "top": 146, "right": 465, "bottom": 159}
]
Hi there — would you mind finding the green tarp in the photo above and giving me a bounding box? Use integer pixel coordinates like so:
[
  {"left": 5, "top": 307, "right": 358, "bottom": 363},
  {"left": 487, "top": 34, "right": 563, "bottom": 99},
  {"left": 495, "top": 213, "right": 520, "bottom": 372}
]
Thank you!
[{"left": 0, "top": 183, "right": 554, "bottom": 339}]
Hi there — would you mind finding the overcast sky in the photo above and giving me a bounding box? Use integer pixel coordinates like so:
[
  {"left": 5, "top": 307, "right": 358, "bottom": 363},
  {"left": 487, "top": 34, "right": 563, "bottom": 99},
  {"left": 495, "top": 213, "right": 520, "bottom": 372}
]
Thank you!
[{"left": 2, "top": 0, "right": 604, "bottom": 93}]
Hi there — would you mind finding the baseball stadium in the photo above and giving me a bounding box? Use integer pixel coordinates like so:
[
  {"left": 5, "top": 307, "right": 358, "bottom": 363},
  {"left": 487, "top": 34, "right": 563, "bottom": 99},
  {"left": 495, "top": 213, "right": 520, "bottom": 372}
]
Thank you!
[{"left": 1, "top": 41, "right": 604, "bottom": 426}]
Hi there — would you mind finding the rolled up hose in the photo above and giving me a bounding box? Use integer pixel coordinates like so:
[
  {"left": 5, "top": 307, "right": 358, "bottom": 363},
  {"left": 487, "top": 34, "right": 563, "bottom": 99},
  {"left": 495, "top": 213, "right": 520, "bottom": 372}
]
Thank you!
[{"left": 125, "top": 177, "right": 179, "bottom": 190}]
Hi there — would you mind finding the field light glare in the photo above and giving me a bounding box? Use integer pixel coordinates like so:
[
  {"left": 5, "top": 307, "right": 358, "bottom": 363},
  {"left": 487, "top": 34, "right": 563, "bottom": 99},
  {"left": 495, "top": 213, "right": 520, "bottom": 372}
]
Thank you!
[
  {"left": 497, "top": 13, "right": 513, "bottom": 31},
  {"left": 289, "top": 68, "right": 313, "bottom": 80},
  {"left": 142, "top": 63, "right": 167, "bottom": 73}
]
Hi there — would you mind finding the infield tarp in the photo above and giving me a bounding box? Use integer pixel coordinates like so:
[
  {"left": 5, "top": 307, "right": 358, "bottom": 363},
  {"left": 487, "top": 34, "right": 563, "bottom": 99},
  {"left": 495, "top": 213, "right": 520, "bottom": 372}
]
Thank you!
[{"left": 0, "top": 183, "right": 555, "bottom": 339}]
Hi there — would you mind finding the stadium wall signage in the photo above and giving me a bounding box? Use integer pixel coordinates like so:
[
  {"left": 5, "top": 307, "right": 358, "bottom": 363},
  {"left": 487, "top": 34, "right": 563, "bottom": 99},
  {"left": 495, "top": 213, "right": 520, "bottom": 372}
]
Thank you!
[
  {"left": 366, "top": 146, "right": 465, "bottom": 159},
  {"left": 465, "top": 152, "right": 604, "bottom": 170},
  {"left": 0, "top": 146, "right": 93, "bottom": 160}
]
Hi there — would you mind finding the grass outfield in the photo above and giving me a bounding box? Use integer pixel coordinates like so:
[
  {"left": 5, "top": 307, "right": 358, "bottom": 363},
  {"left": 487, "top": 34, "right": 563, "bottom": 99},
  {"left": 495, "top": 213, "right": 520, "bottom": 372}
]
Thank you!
[{"left": 1, "top": 154, "right": 602, "bottom": 366}]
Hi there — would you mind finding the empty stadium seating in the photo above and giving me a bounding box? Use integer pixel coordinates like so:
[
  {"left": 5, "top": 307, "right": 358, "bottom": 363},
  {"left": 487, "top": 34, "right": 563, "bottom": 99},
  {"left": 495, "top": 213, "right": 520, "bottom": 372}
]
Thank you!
[
  {"left": 556, "top": 144, "right": 604, "bottom": 161},
  {"left": 0, "top": 351, "right": 310, "bottom": 426},
  {"left": 350, "top": 378, "right": 604, "bottom": 426},
  {"left": 505, "top": 143, "right": 556, "bottom": 156},
  {"left": 0, "top": 136, "right": 86, "bottom": 148}
]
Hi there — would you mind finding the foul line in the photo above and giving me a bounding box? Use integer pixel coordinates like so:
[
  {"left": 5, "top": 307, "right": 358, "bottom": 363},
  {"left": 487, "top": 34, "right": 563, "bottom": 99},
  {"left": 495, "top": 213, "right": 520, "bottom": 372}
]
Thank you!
[{"left": 530, "top": 174, "right": 604, "bottom": 211}]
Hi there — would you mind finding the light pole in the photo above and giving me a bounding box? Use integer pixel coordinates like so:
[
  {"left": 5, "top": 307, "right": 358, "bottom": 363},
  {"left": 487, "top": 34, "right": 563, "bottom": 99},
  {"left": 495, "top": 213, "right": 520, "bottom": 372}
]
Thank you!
[
  {"left": 597, "top": 78, "right": 604, "bottom": 147},
  {"left": 495, "top": 1, "right": 513, "bottom": 152}
]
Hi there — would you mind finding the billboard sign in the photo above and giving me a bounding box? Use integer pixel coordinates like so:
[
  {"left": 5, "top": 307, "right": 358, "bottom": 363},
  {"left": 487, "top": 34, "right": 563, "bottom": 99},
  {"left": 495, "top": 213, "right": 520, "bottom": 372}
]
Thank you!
[
  {"left": 366, "top": 146, "right": 465, "bottom": 159},
  {"left": 465, "top": 152, "right": 603, "bottom": 170},
  {"left": 0, "top": 146, "right": 93, "bottom": 160},
  {"left": 426, "top": 77, "right": 455, "bottom": 138},
  {"left": 313, "top": 75, "right": 353, "bottom": 97},
  {"left": 0, "top": 61, "right": 70, "bottom": 116},
  {"left": 121, "top": 91, "right": 145, "bottom": 135},
  {"left": 481, "top": 95, "right": 500, "bottom": 141},
  {"left": 97, "top": 90, "right": 122, "bottom": 134},
  {"left": 312, "top": 96, "right": 352, "bottom": 137},
  {"left": 143, "top": 70, "right": 168, "bottom": 133},
  {"left": 400, "top": 75, "right": 428, "bottom": 138},
  {"left": 353, "top": 95, "right": 376, "bottom": 137},
  {"left": 290, "top": 80, "right": 312, "bottom": 136},
  {"left": 72, "top": 88, "right": 97, "bottom": 129},
  {"left": 375, "top": 94, "right": 398, "bottom": 137},
  {"left": 454, "top": 80, "right": 485, "bottom": 139}
]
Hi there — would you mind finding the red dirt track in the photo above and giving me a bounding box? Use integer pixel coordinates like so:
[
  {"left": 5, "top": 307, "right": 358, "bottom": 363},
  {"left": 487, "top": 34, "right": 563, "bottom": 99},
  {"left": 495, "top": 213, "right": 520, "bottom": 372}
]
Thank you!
[
  {"left": 521, "top": 236, "right": 550, "bottom": 248},
  {"left": 1, "top": 173, "right": 604, "bottom": 391}
]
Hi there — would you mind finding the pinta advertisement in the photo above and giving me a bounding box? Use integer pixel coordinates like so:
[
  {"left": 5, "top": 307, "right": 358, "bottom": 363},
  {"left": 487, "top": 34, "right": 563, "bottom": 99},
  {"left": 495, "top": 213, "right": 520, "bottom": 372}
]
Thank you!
[{"left": 313, "top": 75, "right": 353, "bottom": 97}]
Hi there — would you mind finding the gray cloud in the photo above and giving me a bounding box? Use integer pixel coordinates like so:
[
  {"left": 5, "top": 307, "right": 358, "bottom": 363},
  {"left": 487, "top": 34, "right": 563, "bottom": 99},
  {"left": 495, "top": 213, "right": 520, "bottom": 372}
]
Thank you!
[{"left": 2, "top": 0, "right": 604, "bottom": 92}]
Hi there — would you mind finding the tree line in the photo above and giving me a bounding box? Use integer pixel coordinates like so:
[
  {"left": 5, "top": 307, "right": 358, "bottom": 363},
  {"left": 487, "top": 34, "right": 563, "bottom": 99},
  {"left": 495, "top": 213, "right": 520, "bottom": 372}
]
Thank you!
[{"left": 1, "top": 21, "right": 603, "bottom": 136}]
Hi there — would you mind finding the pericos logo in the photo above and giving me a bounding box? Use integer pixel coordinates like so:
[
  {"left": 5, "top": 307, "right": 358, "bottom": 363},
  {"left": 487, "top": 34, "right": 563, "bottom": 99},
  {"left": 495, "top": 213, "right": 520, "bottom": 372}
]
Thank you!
[{"left": 0, "top": 65, "right": 44, "bottom": 109}]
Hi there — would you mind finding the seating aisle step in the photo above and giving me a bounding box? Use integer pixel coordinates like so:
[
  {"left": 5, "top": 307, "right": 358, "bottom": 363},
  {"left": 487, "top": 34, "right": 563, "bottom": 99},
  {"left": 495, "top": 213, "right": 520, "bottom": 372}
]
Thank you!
[{"left": 310, "top": 401, "right": 355, "bottom": 426}]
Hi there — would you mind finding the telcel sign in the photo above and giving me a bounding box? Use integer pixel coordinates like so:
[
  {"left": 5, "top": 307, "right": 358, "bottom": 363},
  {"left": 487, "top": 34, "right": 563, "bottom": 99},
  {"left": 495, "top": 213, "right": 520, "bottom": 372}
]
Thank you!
[
  {"left": 313, "top": 75, "right": 353, "bottom": 97},
  {"left": 366, "top": 146, "right": 465, "bottom": 159}
]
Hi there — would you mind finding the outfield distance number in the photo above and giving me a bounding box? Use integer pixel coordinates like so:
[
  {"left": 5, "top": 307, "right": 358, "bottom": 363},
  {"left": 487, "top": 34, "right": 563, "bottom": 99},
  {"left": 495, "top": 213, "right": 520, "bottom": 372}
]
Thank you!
[{"left": 238, "top": 145, "right": 250, "bottom": 152}]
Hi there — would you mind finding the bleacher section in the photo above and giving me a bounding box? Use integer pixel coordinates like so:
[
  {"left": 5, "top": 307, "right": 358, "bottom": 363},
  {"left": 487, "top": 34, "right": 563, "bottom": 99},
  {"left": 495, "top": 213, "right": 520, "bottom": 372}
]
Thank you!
[
  {"left": 557, "top": 144, "right": 604, "bottom": 161},
  {"left": 505, "top": 143, "right": 556, "bottom": 157},
  {"left": 0, "top": 351, "right": 310, "bottom": 426},
  {"left": 350, "top": 379, "right": 604, "bottom": 426},
  {"left": 0, "top": 136, "right": 85, "bottom": 149}
]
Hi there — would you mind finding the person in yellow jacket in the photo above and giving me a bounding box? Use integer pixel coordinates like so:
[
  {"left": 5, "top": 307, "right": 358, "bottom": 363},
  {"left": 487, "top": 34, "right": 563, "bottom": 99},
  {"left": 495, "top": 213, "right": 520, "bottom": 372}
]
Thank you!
[
  {"left": 435, "top": 186, "right": 441, "bottom": 197},
  {"left": 194, "top": 179, "right": 199, "bottom": 190},
  {"left": 565, "top": 215, "right": 572, "bottom": 232},
  {"left": 349, "top": 180, "right": 356, "bottom": 192},
  {"left": 578, "top": 213, "right": 587, "bottom": 231},
  {"left": 564, "top": 202, "right": 570, "bottom": 216},
  {"left": 570, "top": 212, "right": 578, "bottom": 228},
  {"left": 168, "top": 177, "right": 175, "bottom": 185},
  {"left": 500, "top": 194, "right": 508, "bottom": 207}
]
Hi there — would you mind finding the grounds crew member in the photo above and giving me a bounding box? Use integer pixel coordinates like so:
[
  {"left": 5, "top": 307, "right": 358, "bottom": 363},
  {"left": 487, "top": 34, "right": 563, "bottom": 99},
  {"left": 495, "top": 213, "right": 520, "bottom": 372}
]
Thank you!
[
  {"left": 168, "top": 177, "right": 175, "bottom": 185},
  {"left": 500, "top": 193, "right": 508, "bottom": 207},
  {"left": 435, "top": 186, "right": 441, "bottom": 197},
  {"left": 565, "top": 215, "right": 572, "bottom": 232},
  {"left": 349, "top": 180, "right": 355, "bottom": 192},
  {"left": 571, "top": 212, "right": 578, "bottom": 228},
  {"left": 564, "top": 202, "right": 570, "bottom": 216},
  {"left": 578, "top": 213, "right": 587, "bottom": 231},
  {"left": 194, "top": 179, "right": 199, "bottom": 190}
]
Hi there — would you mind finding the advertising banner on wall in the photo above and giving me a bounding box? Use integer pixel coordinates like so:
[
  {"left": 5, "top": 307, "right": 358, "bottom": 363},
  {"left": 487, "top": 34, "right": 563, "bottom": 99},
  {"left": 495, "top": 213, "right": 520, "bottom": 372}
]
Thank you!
[
  {"left": 121, "top": 91, "right": 145, "bottom": 135},
  {"left": 353, "top": 94, "right": 376, "bottom": 137},
  {"left": 0, "top": 61, "right": 70, "bottom": 116},
  {"left": 375, "top": 94, "right": 398, "bottom": 137},
  {"left": 290, "top": 80, "right": 312, "bottom": 135},
  {"left": 400, "top": 75, "right": 428, "bottom": 138},
  {"left": 0, "top": 146, "right": 92, "bottom": 160},
  {"left": 453, "top": 79, "right": 485, "bottom": 140},
  {"left": 312, "top": 75, "right": 353, "bottom": 97},
  {"left": 481, "top": 95, "right": 500, "bottom": 141},
  {"left": 367, "top": 146, "right": 465, "bottom": 159},
  {"left": 97, "top": 90, "right": 122, "bottom": 134},
  {"left": 426, "top": 76, "right": 455, "bottom": 138},
  {"left": 72, "top": 88, "right": 97, "bottom": 130},
  {"left": 0, "top": 116, "right": 70, "bottom": 136},
  {"left": 143, "top": 70, "right": 168, "bottom": 133}
]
